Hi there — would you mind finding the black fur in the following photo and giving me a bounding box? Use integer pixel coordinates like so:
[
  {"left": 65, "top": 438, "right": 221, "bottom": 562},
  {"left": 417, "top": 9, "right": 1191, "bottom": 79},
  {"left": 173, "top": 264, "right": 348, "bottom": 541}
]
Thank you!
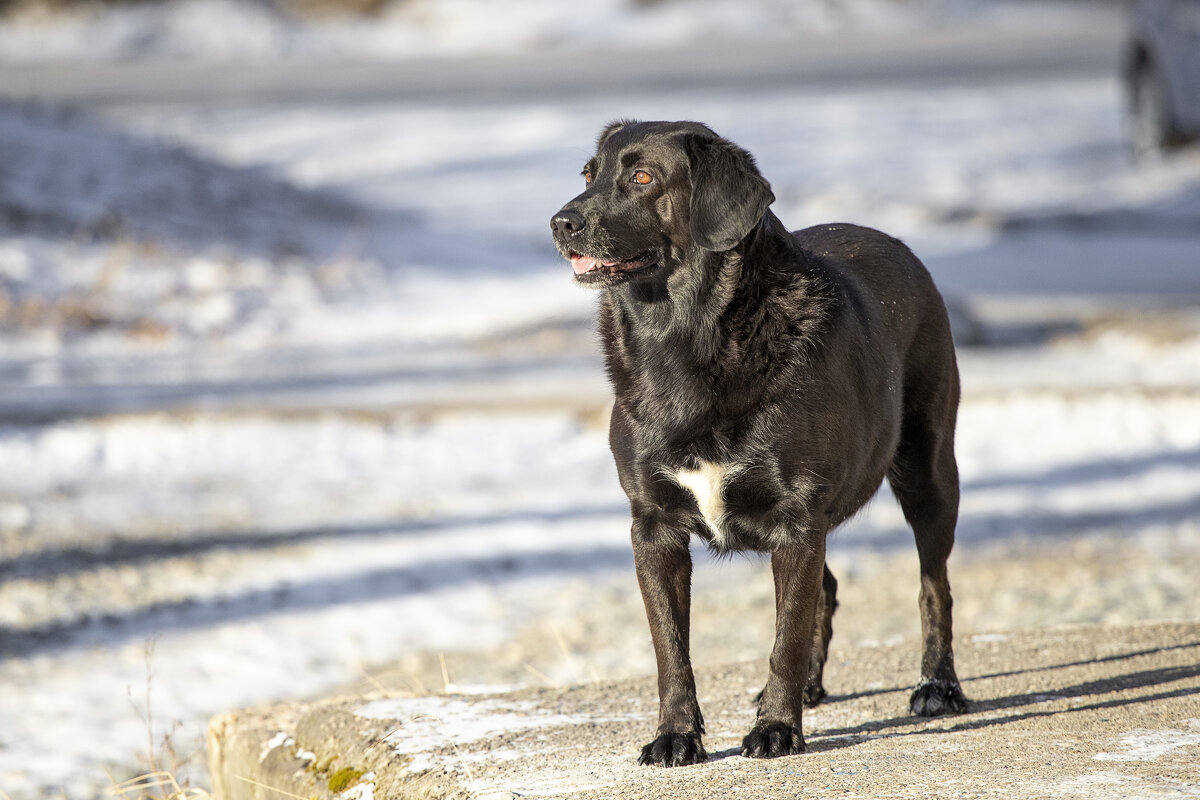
[{"left": 550, "top": 120, "right": 967, "bottom": 767}]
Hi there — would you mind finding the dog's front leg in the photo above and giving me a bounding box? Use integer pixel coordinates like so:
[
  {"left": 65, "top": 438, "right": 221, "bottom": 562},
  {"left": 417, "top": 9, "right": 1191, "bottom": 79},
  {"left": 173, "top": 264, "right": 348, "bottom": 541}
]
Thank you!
[
  {"left": 632, "top": 518, "right": 706, "bottom": 767},
  {"left": 743, "top": 535, "right": 827, "bottom": 758}
]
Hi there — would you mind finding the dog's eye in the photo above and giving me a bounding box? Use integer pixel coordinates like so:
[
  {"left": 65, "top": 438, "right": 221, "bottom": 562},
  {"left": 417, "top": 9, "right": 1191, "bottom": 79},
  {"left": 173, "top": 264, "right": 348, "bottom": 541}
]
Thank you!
[
  {"left": 583, "top": 169, "right": 593, "bottom": 184},
  {"left": 632, "top": 170, "right": 654, "bottom": 185}
]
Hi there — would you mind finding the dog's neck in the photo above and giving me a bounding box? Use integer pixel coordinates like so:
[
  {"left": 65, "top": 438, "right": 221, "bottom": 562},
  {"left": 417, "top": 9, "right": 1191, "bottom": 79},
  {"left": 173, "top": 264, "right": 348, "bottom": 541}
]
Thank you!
[
  {"left": 607, "top": 211, "right": 793, "bottom": 353},
  {"left": 599, "top": 211, "right": 828, "bottom": 430}
]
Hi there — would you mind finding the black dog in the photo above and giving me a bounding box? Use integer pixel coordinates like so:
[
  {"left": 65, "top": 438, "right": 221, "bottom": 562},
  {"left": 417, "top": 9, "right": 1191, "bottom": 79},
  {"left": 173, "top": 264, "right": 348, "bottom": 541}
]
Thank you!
[{"left": 550, "top": 120, "right": 967, "bottom": 767}]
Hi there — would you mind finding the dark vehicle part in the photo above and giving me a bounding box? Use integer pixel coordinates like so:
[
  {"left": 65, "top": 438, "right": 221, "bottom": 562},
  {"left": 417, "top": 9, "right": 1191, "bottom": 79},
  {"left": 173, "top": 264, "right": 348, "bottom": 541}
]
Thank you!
[{"left": 1124, "top": 0, "right": 1200, "bottom": 158}]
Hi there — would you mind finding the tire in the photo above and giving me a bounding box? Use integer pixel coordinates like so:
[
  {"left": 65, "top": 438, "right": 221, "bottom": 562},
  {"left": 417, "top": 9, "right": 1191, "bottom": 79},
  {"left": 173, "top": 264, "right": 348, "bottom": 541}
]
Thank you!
[{"left": 1129, "top": 59, "right": 1182, "bottom": 161}]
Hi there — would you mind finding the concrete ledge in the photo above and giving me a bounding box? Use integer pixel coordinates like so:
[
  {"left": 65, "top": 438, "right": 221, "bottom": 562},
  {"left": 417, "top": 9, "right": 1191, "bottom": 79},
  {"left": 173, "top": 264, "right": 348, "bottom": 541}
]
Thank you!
[{"left": 208, "top": 620, "right": 1200, "bottom": 799}]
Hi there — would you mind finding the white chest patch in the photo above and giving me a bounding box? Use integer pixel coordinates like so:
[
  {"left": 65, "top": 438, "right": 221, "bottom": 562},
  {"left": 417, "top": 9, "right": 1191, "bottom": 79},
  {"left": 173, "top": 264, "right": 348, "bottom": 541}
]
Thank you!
[{"left": 671, "top": 461, "right": 733, "bottom": 544}]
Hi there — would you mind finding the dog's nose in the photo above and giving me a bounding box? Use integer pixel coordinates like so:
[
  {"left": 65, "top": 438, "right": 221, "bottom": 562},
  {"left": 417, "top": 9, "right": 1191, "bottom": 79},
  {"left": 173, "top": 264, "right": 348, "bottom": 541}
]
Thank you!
[{"left": 551, "top": 210, "right": 585, "bottom": 237}]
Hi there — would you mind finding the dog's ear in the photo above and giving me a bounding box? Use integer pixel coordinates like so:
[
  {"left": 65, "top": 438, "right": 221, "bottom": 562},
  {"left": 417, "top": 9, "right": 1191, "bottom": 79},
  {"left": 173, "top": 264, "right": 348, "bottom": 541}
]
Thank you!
[{"left": 685, "top": 135, "right": 775, "bottom": 252}]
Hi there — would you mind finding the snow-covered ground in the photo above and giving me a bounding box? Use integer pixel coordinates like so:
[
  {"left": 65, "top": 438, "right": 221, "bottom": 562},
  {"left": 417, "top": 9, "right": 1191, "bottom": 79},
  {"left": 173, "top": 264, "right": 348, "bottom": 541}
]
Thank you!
[
  {"left": 5, "top": 73, "right": 1200, "bottom": 364},
  {"left": 0, "top": 0, "right": 1107, "bottom": 63},
  {"left": 3, "top": 1, "right": 1200, "bottom": 797},
  {"left": 5, "top": 395, "right": 1200, "bottom": 798}
]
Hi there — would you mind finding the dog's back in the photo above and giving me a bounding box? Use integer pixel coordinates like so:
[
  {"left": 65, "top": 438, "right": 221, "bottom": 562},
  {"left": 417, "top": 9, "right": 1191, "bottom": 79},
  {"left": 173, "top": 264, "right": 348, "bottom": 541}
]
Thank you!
[{"left": 791, "top": 223, "right": 954, "bottom": 361}]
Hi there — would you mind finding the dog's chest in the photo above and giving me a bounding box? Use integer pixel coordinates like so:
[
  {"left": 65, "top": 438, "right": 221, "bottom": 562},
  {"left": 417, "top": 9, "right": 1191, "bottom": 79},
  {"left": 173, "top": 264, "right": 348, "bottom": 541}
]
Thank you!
[
  {"left": 662, "top": 448, "right": 807, "bottom": 551},
  {"left": 668, "top": 459, "right": 768, "bottom": 548},
  {"left": 670, "top": 461, "right": 732, "bottom": 539}
]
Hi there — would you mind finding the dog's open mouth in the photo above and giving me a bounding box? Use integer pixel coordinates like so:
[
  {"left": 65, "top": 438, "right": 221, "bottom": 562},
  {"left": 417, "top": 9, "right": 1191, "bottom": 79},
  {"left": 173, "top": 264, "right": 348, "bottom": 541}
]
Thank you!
[{"left": 569, "top": 251, "right": 657, "bottom": 276}]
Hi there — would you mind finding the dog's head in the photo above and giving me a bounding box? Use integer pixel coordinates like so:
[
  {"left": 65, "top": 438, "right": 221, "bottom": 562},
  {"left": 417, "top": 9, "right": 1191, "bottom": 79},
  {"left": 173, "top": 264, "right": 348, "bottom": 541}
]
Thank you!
[{"left": 551, "top": 120, "right": 775, "bottom": 288}]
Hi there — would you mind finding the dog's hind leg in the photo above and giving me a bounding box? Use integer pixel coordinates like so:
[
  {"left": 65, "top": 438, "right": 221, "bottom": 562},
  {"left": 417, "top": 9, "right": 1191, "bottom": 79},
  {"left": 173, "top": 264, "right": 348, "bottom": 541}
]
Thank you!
[
  {"left": 887, "top": 399, "right": 968, "bottom": 717},
  {"left": 797, "top": 563, "right": 838, "bottom": 706}
]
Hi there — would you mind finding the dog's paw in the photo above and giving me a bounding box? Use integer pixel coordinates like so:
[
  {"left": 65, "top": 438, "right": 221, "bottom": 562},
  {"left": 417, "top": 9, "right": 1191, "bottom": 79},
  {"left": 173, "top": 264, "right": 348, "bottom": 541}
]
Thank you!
[
  {"left": 803, "top": 683, "right": 827, "bottom": 708},
  {"left": 909, "top": 679, "right": 968, "bottom": 716},
  {"left": 740, "top": 722, "right": 806, "bottom": 759},
  {"left": 638, "top": 732, "right": 706, "bottom": 767}
]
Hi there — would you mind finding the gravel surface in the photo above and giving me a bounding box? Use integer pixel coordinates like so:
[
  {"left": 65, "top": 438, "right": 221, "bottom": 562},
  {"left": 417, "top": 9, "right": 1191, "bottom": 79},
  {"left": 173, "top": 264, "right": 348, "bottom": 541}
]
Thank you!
[
  {"left": 212, "top": 619, "right": 1200, "bottom": 800},
  {"left": 343, "top": 529, "right": 1200, "bottom": 702}
]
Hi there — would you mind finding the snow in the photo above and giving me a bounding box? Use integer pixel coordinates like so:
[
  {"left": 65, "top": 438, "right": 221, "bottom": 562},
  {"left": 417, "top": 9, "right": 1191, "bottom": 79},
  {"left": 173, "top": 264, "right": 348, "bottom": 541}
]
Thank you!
[
  {"left": 3, "top": 1, "right": 1200, "bottom": 798},
  {"left": 356, "top": 696, "right": 625, "bottom": 756},
  {"left": 1093, "top": 721, "right": 1200, "bottom": 763},
  {"left": 0, "top": 0, "right": 1104, "bottom": 63},
  {"left": 261, "top": 731, "right": 293, "bottom": 762},
  {"left": 341, "top": 780, "right": 374, "bottom": 800}
]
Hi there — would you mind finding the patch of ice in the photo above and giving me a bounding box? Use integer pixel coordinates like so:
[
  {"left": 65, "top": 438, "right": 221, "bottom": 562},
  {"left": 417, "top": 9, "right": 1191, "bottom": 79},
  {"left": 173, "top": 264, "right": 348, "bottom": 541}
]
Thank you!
[
  {"left": 355, "top": 696, "right": 603, "bottom": 755},
  {"left": 340, "top": 780, "right": 374, "bottom": 800},
  {"left": 475, "top": 774, "right": 622, "bottom": 797},
  {"left": 404, "top": 753, "right": 435, "bottom": 775},
  {"left": 1040, "top": 770, "right": 1200, "bottom": 800},
  {"left": 859, "top": 635, "right": 906, "bottom": 649},
  {"left": 1094, "top": 720, "right": 1200, "bottom": 762},
  {"left": 259, "top": 731, "right": 293, "bottom": 763},
  {"left": 444, "top": 683, "right": 525, "bottom": 696},
  {"left": 457, "top": 747, "right": 525, "bottom": 765},
  {"left": 1055, "top": 771, "right": 1140, "bottom": 790}
]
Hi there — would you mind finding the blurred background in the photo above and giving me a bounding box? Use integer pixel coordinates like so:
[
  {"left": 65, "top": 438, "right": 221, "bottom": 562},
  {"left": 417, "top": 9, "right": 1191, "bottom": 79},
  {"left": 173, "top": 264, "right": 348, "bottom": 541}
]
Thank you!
[{"left": 1, "top": 0, "right": 1199, "bottom": 797}]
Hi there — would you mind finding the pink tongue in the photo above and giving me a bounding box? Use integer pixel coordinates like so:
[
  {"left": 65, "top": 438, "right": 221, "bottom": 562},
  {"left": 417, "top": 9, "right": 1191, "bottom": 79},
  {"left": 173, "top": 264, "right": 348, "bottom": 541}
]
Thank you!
[{"left": 571, "top": 255, "right": 600, "bottom": 275}]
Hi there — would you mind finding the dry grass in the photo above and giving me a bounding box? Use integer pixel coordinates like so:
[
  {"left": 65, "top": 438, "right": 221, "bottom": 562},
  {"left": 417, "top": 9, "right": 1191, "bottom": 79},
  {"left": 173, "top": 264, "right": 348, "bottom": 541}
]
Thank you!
[
  {"left": 107, "top": 641, "right": 211, "bottom": 800},
  {"left": 107, "top": 771, "right": 212, "bottom": 800},
  {"left": 0, "top": 232, "right": 171, "bottom": 341},
  {"left": 107, "top": 640, "right": 329, "bottom": 800},
  {"left": 233, "top": 776, "right": 312, "bottom": 799}
]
